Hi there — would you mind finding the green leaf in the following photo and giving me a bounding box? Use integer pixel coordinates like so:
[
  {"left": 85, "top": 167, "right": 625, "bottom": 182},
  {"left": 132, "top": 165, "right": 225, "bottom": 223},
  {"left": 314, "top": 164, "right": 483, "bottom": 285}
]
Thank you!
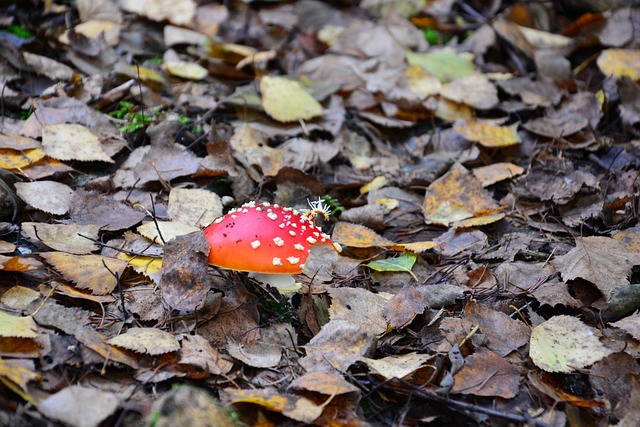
[
  {"left": 365, "top": 253, "right": 418, "bottom": 281},
  {"left": 406, "top": 48, "right": 475, "bottom": 83}
]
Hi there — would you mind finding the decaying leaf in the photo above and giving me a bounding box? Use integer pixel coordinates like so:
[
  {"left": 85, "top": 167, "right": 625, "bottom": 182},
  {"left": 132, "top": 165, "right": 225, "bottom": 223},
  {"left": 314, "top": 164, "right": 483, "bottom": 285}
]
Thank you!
[
  {"left": 423, "top": 163, "right": 504, "bottom": 227},
  {"left": 38, "top": 385, "right": 120, "bottom": 427},
  {"left": 451, "top": 349, "right": 520, "bottom": 398},
  {"left": 530, "top": 315, "right": 613, "bottom": 373},
  {"left": 159, "top": 231, "right": 211, "bottom": 312},
  {"left": 22, "top": 222, "right": 100, "bottom": 254}
]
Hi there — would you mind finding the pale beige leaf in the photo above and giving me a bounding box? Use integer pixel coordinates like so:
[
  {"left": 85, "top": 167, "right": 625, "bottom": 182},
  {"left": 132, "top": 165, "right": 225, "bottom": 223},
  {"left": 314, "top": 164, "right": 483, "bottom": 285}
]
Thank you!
[
  {"left": 168, "top": 188, "right": 223, "bottom": 227},
  {"left": 363, "top": 353, "right": 432, "bottom": 380},
  {"left": 137, "top": 221, "right": 199, "bottom": 245},
  {"left": 22, "top": 222, "right": 100, "bottom": 254},
  {"left": 0, "top": 286, "right": 40, "bottom": 311},
  {"left": 15, "top": 181, "right": 74, "bottom": 215},
  {"left": 42, "top": 124, "right": 113, "bottom": 163}
]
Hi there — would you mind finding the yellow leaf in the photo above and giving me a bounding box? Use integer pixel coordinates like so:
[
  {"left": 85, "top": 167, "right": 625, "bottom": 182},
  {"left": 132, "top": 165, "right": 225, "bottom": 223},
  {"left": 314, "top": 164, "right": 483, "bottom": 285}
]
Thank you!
[
  {"left": 597, "top": 48, "right": 640, "bottom": 79},
  {"left": 40, "top": 253, "right": 128, "bottom": 295},
  {"left": 118, "top": 253, "right": 162, "bottom": 282},
  {"left": 260, "top": 76, "right": 324, "bottom": 123},
  {"left": 108, "top": 327, "right": 180, "bottom": 355},
  {"left": 454, "top": 120, "right": 520, "bottom": 148},
  {"left": 0, "top": 148, "right": 46, "bottom": 170},
  {"left": 360, "top": 176, "right": 386, "bottom": 195},
  {"left": 0, "top": 312, "right": 37, "bottom": 338},
  {"left": 423, "top": 163, "right": 503, "bottom": 226},
  {"left": 164, "top": 60, "right": 208, "bottom": 80},
  {"left": 223, "top": 388, "right": 322, "bottom": 424}
]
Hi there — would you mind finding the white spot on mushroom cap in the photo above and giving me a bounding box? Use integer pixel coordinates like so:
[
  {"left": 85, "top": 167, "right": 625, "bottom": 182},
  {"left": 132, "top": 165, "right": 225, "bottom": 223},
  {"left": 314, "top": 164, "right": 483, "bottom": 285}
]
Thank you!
[
  {"left": 306, "top": 236, "right": 317, "bottom": 244},
  {"left": 273, "top": 237, "right": 284, "bottom": 247},
  {"left": 251, "top": 240, "right": 261, "bottom": 249},
  {"left": 272, "top": 257, "right": 282, "bottom": 266},
  {"left": 287, "top": 256, "right": 300, "bottom": 265},
  {"left": 294, "top": 243, "right": 305, "bottom": 251},
  {"left": 289, "top": 230, "right": 296, "bottom": 237},
  {"left": 267, "top": 212, "right": 278, "bottom": 221}
]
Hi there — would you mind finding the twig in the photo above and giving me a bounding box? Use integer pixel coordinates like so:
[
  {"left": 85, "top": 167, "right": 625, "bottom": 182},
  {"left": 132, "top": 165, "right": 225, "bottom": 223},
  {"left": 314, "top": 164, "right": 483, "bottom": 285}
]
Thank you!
[{"left": 101, "top": 260, "right": 128, "bottom": 319}]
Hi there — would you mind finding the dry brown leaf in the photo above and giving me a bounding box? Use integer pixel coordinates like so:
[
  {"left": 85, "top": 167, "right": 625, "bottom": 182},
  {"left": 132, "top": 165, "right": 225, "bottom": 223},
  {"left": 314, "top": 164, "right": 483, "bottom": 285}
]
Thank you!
[
  {"left": 15, "top": 181, "right": 74, "bottom": 215},
  {"left": 472, "top": 162, "right": 524, "bottom": 186},
  {"left": 440, "top": 74, "right": 499, "bottom": 110},
  {"left": 300, "top": 319, "right": 377, "bottom": 373},
  {"left": 38, "top": 385, "right": 120, "bottom": 427},
  {"left": 159, "top": 231, "right": 211, "bottom": 312},
  {"left": 451, "top": 349, "right": 520, "bottom": 398},
  {"left": 68, "top": 189, "right": 146, "bottom": 231},
  {"left": 179, "top": 334, "right": 234, "bottom": 375},
  {"left": 40, "top": 253, "right": 128, "bottom": 295},
  {"left": 328, "top": 287, "right": 389, "bottom": 335},
  {"left": 383, "top": 284, "right": 426, "bottom": 330},
  {"left": 331, "top": 222, "right": 396, "bottom": 248},
  {"left": 464, "top": 300, "right": 530, "bottom": 357},
  {"left": 0, "top": 286, "right": 40, "bottom": 310},
  {"left": 553, "top": 236, "right": 640, "bottom": 302}
]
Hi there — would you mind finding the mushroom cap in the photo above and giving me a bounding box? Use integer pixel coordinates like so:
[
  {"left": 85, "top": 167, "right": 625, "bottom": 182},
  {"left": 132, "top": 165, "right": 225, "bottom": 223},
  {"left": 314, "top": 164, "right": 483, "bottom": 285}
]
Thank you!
[{"left": 203, "top": 201, "right": 340, "bottom": 274}]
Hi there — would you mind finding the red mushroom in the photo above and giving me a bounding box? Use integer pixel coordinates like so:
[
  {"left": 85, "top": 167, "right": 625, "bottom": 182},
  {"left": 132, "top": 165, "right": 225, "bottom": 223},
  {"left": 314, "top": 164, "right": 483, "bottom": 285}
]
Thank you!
[{"left": 202, "top": 200, "right": 341, "bottom": 276}]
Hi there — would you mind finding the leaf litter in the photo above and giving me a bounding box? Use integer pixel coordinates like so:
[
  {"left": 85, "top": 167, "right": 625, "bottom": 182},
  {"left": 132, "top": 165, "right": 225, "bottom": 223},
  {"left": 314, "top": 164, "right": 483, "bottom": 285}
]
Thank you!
[{"left": 2, "top": 0, "right": 640, "bottom": 426}]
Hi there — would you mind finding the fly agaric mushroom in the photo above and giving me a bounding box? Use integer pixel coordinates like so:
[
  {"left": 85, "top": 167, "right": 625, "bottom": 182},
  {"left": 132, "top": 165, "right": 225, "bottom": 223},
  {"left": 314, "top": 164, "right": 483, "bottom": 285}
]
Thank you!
[{"left": 202, "top": 200, "right": 341, "bottom": 289}]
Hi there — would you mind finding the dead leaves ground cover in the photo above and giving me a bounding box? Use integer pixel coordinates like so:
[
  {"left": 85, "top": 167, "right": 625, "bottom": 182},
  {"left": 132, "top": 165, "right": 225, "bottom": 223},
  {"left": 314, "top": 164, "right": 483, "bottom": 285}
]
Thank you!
[{"left": 1, "top": 0, "right": 640, "bottom": 426}]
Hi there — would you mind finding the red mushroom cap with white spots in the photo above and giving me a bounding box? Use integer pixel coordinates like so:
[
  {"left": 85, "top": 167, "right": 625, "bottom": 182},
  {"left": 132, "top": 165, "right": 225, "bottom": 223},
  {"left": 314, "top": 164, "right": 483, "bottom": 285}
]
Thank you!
[{"left": 203, "top": 201, "right": 341, "bottom": 274}]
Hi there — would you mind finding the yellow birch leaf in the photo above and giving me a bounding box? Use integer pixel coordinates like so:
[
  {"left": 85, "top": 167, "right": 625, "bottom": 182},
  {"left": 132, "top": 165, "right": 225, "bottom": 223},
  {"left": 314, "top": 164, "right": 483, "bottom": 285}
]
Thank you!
[
  {"left": 260, "top": 76, "right": 324, "bottom": 123},
  {"left": 0, "top": 148, "right": 46, "bottom": 169},
  {"left": 454, "top": 120, "right": 521, "bottom": 148},
  {"left": 0, "top": 312, "right": 38, "bottom": 338}
]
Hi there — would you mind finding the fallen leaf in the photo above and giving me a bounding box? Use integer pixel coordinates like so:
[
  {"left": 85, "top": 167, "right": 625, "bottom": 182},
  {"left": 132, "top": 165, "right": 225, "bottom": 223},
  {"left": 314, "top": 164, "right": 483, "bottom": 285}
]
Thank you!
[
  {"left": 406, "top": 48, "right": 475, "bottom": 82},
  {"left": 530, "top": 315, "right": 613, "bottom": 373},
  {"left": 137, "top": 221, "right": 199, "bottom": 245},
  {"left": 40, "top": 253, "right": 128, "bottom": 295},
  {"left": 363, "top": 352, "right": 432, "bottom": 380},
  {"left": 0, "top": 148, "right": 46, "bottom": 170},
  {"left": 597, "top": 48, "right": 640, "bottom": 79},
  {"left": 0, "top": 286, "right": 40, "bottom": 310},
  {"left": 553, "top": 236, "right": 640, "bottom": 302},
  {"left": 440, "top": 74, "right": 499, "bottom": 110},
  {"left": 365, "top": 253, "right": 418, "bottom": 281},
  {"left": 260, "top": 76, "right": 324, "bottom": 122},
  {"left": 159, "top": 231, "right": 211, "bottom": 312},
  {"left": 0, "top": 359, "right": 39, "bottom": 395},
  {"left": 108, "top": 327, "right": 180, "bottom": 355},
  {"left": 164, "top": 60, "right": 208, "bottom": 80},
  {"left": 38, "top": 385, "right": 120, "bottom": 427},
  {"left": 451, "top": 349, "right": 520, "bottom": 398},
  {"left": 464, "top": 300, "right": 530, "bottom": 357},
  {"left": 289, "top": 371, "right": 360, "bottom": 395},
  {"left": 384, "top": 284, "right": 426, "bottom": 330},
  {"left": 226, "top": 323, "right": 295, "bottom": 368},
  {"left": 68, "top": 189, "right": 146, "bottom": 231},
  {"left": 222, "top": 388, "right": 322, "bottom": 424},
  {"left": 167, "top": 188, "right": 223, "bottom": 227},
  {"left": 0, "top": 311, "right": 38, "bottom": 338},
  {"left": 472, "top": 162, "right": 524, "bottom": 187},
  {"left": 42, "top": 124, "right": 113, "bottom": 163},
  {"left": 423, "top": 163, "right": 503, "bottom": 226},
  {"left": 328, "top": 287, "right": 389, "bottom": 335},
  {"left": 454, "top": 120, "right": 521, "bottom": 148},
  {"left": 15, "top": 181, "right": 74, "bottom": 215},
  {"left": 22, "top": 222, "right": 100, "bottom": 254},
  {"left": 300, "top": 319, "right": 377, "bottom": 373},
  {"left": 331, "top": 222, "right": 396, "bottom": 248}
]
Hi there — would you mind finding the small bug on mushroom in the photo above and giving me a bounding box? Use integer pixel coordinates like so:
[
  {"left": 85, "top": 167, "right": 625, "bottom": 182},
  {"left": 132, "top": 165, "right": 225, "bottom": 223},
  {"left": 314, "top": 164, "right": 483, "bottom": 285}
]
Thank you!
[{"left": 202, "top": 199, "right": 341, "bottom": 288}]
